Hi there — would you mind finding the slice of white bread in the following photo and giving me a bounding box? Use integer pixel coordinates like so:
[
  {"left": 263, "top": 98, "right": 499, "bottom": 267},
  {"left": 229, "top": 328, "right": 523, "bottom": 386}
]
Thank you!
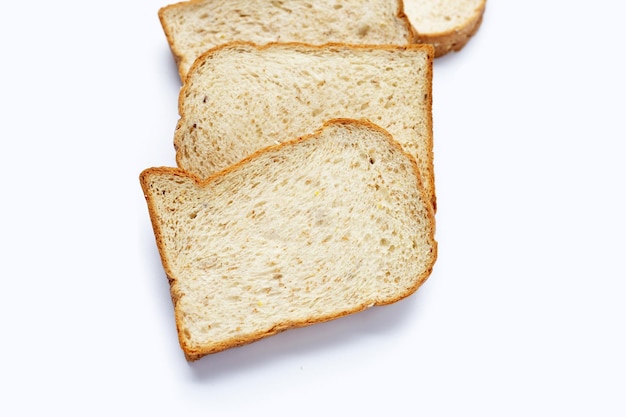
[
  {"left": 404, "top": 0, "right": 486, "bottom": 57},
  {"left": 140, "top": 119, "right": 437, "bottom": 360},
  {"left": 159, "top": 0, "right": 417, "bottom": 81},
  {"left": 174, "top": 41, "right": 436, "bottom": 210}
]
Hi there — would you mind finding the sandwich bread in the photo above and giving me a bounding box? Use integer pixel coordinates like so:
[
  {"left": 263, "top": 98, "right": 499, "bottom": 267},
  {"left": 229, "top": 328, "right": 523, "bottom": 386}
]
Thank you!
[
  {"left": 174, "top": 41, "right": 436, "bottom": 210},
  {"left": 140, "top": 119, "right": 437, "bottom": 360},
  {"left": 158, "top": 0, "right": 418, "bottom": 81}
]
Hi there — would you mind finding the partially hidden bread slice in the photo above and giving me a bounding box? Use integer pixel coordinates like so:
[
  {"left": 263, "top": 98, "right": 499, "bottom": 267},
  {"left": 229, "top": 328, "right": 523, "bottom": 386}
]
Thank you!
[
  {"left": 158, "top": 0, "right": 418, "bottom": 81},
  {"left": 175, "top": 41, "right": 436, "bottom": 211},
  {"left": 141, "top": 119, "right": 438, "bottom": 361},
  {"left": 403, "top": 0, "right": 486, "bottom": 57}
]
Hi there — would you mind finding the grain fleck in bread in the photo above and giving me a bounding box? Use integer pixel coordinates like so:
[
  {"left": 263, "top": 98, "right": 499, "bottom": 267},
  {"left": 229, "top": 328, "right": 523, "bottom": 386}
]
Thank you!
[
  {"left": 174, "top": 41, "right": 437, "bottom": 210},
  {"left": 158, "top": 0, "right": 418, "bottom": 81},
  {"left": 404, "top": 0, "right": 486, "bottom": 57},
  {"left": 140, "top": 119, "right": 437, "bottom": 360}
]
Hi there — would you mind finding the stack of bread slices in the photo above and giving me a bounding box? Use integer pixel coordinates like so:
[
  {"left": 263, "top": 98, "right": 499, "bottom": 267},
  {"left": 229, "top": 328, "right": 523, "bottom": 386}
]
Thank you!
[{"left": 141, "top": 0, "right": 485, "bottom": 361}]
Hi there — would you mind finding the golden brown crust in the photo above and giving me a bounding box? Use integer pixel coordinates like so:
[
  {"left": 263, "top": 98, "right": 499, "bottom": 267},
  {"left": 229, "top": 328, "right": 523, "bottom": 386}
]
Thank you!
[
  {"left": 141, "top": 119, "right": 437, "bottom": 360},
  {"left": 183, "top": 40, "right": 435, "bottom": 83},
  {"left": 416, "top": 1, "right": 486, "bottom": 57},
  {"left": 396, "top": 1, "right": 420, "bottom": 44},
  {"left": 157, "top": 4, "right": 186, "bottom": 82}
]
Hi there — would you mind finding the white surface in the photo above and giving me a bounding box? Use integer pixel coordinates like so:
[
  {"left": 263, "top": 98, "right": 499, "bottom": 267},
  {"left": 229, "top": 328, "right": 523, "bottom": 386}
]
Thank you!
[{"left": 1, "top": 1, "right": 625, "bottom": 415}]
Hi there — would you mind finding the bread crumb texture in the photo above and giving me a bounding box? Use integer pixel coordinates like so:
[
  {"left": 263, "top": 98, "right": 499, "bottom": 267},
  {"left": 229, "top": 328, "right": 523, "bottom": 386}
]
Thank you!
[
  {"left": 141, "top": 120, "right": 437, "bottom": 359},
  {"left": 175, "top": 42, "right": 435, "bottom": 210},
  {"left": 159, "top": 0, "right": 416, "bottom": 80}
]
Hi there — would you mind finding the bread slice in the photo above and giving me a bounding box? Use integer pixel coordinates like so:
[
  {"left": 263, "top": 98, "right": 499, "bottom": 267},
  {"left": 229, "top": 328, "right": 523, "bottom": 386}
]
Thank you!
[
  {"left": 158, "top": 0, "right": 418, "bottom": 81},
  {"left": 174, "top": 41, "right": 436, "bottom": 210},
  {"left": 140, "top": 119, "right": 437, "bottom": 360},
  {"left": 404, "top": 0, "right": 486, "bottom": 57}
]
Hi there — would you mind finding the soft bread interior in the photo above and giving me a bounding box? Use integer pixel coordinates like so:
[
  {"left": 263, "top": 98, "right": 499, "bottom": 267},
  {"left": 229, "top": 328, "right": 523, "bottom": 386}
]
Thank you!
[
  {"left": 175, "top": 42, "right": 436, "bottom": 210},
  {"left": 159, "top": 0, "right": 417, "bottom": 80},
  {"left": 141, "top": 119, "right": 437, "bottom": 359}
]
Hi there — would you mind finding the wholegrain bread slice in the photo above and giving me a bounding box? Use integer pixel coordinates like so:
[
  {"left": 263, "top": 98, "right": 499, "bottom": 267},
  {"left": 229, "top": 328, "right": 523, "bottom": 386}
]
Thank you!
[
  {"left": 174, "top": 41, "right": 436, "bottom": 210},
  {"left": 140, "top": 119, "right": 437, "bottom": 360},
  {"left": 404, "top": 0, "right": 486, "bottom": 57},
  {"left": 159, "top": 0, "right": 417, "bottom": 81}
]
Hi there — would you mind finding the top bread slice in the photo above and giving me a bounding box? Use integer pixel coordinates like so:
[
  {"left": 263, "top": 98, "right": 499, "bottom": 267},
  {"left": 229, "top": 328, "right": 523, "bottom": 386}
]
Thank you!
[
  {"left": 158, "top": 0, "right": 418, "bottom": 81},
  {"left": 140, "top": 119, "right": 437, "bottom": 360},
  {"left": 404, "top": 0, "right": 486, "bottom": 57},
  {"left": 174, "top": 41, "right": 436, "bottom": 210}
]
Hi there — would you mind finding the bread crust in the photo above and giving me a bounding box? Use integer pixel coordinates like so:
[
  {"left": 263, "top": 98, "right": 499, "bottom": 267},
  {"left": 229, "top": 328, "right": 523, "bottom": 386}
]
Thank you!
[
  {"left": 419, "top": 6, "right": 485, "bottom": 57},
  {"left": 396, "top": 1, "right": 420, "bottom": 45},
  {"left": 157, "top": 6, "right": 183, "bottom": 76},
  {"left": 141, "top": 119, "right": 437, "bottom": 360},
  {"left": 407, "top": 0, "right": 486, "bottom": 57}
]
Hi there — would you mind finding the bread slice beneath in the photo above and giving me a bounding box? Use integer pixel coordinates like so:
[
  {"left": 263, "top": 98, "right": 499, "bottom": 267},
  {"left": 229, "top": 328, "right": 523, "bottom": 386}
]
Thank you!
[
  {"left": 141, "top": 119, "right": 437, "bottom": 360},
  {"left": 404, "top": 0, "right": 486, "bottom": 57},
  {"left": 175, "top": 41, "right": 436, "bottom": 210},
  {"left": 158, "top": 0, "right": 417, "bottom": 81}
]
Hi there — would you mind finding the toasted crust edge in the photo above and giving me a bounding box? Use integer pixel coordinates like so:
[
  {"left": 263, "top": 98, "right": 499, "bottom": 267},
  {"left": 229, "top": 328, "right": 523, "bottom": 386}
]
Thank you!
[
  {"left": 416, "top": 0, "right": 486, "bottom": 57},
  {"left": 157, "top": 4, "right": 187, "bottom": 82},
  {"left": 141, "top": 118, "right": 437, "bottom": 361}
]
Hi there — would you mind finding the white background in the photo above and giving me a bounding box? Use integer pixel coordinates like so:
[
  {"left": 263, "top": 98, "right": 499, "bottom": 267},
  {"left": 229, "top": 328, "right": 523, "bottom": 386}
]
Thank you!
[{"left": 1, "top": 1, "right": 625, "bottom": 415}]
